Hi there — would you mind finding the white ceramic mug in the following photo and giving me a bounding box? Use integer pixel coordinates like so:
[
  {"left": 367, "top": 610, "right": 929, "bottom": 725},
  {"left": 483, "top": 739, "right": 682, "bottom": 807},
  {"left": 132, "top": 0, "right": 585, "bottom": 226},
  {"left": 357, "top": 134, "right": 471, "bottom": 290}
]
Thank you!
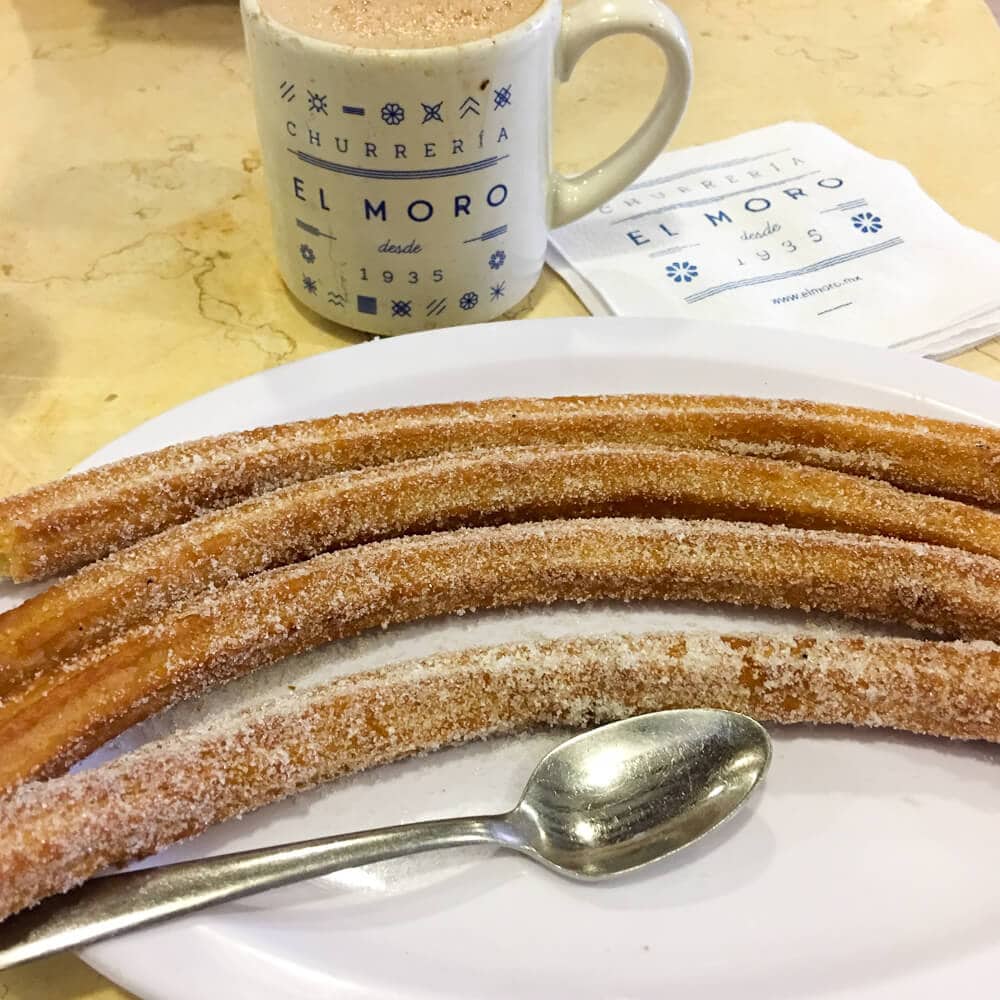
[{"left": 241, "top": 0, "right": 692, "bottom": 335}]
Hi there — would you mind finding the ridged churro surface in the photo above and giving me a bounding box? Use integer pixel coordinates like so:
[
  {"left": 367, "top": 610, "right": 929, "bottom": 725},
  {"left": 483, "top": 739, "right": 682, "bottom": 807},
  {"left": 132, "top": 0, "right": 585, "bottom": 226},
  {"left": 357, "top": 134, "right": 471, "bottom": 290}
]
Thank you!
[
  {"left": 3, "top": 395, "right": 998, "bottom": 581},
  {"left": 2, "top": 630, "right": 998, "bottom": 923},
  {"left": 3, "top": 517, "right": 999, "bottom": 793},
  {"left": 5, "top": 444, "right": 1000, "bottom": 695}
]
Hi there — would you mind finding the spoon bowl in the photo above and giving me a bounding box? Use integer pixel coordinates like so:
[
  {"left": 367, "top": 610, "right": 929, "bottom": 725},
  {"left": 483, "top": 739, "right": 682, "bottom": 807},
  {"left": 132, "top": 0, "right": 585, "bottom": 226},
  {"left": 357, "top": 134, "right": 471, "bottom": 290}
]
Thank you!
[
  {"left": 0, "top": 708, "right": 771, "bottom": 970},
  {"left": 506, "top": 709, "right": 771, "bottom": 878}
]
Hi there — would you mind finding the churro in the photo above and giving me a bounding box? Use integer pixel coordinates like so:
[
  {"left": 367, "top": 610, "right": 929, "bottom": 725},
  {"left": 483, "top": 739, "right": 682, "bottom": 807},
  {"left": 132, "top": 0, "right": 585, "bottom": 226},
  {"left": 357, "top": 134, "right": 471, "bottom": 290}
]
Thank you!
[
  {"left": 2, "top": 630, "right": 999, "bottom": 923},
  {"left": 3, "top": 517, "right": 999, "bottom": 793},
  {"left": 5, "top": 445, "right": 1000, "bottom": 696},
  {"left": 2, "top": 395, "right": 998, "bottom": 581}
]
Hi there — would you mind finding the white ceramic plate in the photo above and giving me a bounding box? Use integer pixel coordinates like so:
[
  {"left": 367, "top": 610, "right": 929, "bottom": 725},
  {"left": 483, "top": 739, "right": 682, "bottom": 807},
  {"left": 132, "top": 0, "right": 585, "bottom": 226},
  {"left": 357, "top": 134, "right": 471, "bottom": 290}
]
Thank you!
[{"left": 6, "top": 317, "right": 1000, "bottom": 1000}]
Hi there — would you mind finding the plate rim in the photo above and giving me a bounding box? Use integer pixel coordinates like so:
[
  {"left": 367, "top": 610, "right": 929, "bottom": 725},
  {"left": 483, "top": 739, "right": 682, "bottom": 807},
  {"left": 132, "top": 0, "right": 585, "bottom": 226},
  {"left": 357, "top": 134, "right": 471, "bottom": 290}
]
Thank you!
[
  {"left": 65, "top": 315, "right": 1000, "bottom": 999},
  {"left": 74, "top": 316, "right": 999, "bottom": 475}
]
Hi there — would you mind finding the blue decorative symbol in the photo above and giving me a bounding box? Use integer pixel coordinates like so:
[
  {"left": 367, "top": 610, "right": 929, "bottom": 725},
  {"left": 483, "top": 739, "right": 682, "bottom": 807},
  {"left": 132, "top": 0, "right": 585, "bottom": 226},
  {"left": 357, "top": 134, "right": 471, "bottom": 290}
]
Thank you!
[
  {"left": 296, "top": 218, "right": 336, "bottom": 241},
  {"left": 302, "top": 275, "right": 318, "bottom": 295},
  {"left": 459, "top": 291, "right": 479, "bottom": 310},
  {"left": 490, "top": 282, "right": 506, "bottom": 301},
  {"left": 327, "top": 291, "right": 347, "bottom": 307},
  {"left": 391, "top": 299, "right": 413, "bottom": 318},
  {"left": 279, "top": 80, "right": 295, "bottom": 102},
  {"left": 665, "top": 261, "right": 699, "bottom": 283},
  {"left": 488, "top": 250, "right": 506, "bottom": 270},
  {"left": 464, "top": 224, "right": 508, "bottom": 245},
  {"left": 381, "top": 102, "right": 405, "bottom": 125},
  {"left": 342, "top": 105, "right": 365, "bottom": 116},
  {"left": 307, "top": 90, "right": 328, "bottom": 115},
  {"left": 426, "top": 297, "right": 448, "bottom": 317},
  {"left": 357, "top": 295, "right": 378, "bottom": 315},
  {"left": 493, "top": 84, "right": 512, "bottom": 110},
  {"left": 851, "top": 211, "right": 883, "bottom": 234},
  {"left": 299, "top": 243, "right": 316, "bottom": 263},
  {"left": 459, "top": 96, "right": 481, "bottom": 119},
  {"left": 421, "top": 101, "right": 444, "bottom": 124}
]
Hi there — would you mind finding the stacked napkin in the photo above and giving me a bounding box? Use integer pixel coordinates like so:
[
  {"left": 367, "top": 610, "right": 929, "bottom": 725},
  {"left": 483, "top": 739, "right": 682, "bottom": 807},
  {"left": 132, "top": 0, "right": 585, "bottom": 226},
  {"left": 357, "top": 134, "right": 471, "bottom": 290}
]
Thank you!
[{"left": 547, "top": 122, "right": 1000, "bottom": 357}]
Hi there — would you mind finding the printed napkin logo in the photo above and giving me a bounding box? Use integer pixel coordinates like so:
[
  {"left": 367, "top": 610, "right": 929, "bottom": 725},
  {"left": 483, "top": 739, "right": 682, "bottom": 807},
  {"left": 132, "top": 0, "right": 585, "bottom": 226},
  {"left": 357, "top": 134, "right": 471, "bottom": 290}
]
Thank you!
[
  {"left": 610, "top": 159, "right": 901, "bottom": 308},
  {"left": 547, "top": 122, "right": 1000, "bottom": 356}
]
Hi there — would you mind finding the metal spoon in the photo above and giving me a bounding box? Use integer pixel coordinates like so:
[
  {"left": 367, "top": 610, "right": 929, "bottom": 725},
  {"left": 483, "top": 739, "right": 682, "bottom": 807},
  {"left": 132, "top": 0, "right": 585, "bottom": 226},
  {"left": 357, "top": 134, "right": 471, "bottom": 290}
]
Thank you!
[{"left": 0, "top": 708, "right": 771, "bottom": 970}]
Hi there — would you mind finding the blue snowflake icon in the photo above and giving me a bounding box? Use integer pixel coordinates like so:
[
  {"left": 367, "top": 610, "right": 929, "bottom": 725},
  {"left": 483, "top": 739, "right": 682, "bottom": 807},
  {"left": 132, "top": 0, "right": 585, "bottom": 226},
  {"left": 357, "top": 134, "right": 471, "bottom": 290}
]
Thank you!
[
  {"left": 391, "top": 299, "right": 413, "bottom": 318},
  {"left": 852, "top": 211, "right": 883, "bottom": 234},
  {"left": 459, "top": 291, "right": 479, "bottom": 311},
  {"left": 306, "top": 90, "right": 328, "bottom": 115},
  {"left": 665, "top": 261, "right": 699, "bottom": 283},
  {"left": 421, "top": 101, "right": 444, "bottom": 124},
  {"left": 302, "top": 275, "right": 318, "bottom": 295},
  {"left": 299, "top": 243, "right": 316, "bottom": 264},
  {"left": 493, "top": 84, "right": 512, "bottom": 110},
  {"left": 488, "top": 250, "right": 506, "bottom": 270},
  {"left": 490, "top": 282, "right": 506, "bottom": 301},
  {"left": 380, "top": 102, "right": 405, "bottom": 125}
]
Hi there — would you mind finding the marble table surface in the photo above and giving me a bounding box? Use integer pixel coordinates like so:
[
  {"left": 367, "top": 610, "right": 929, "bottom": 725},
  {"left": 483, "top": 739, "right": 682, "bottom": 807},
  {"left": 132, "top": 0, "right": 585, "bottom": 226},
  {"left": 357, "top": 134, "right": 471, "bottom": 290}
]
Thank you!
[{"left": 1, "top": 1, "right": 999, "bottom": 997}]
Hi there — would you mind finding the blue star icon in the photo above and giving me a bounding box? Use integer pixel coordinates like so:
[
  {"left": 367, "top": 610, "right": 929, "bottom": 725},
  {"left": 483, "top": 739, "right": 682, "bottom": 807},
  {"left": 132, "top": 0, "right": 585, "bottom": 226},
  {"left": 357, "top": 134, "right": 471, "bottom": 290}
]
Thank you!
[
  {"left": 490, "top": 282, "right": 506, "bottom": 301},
  {"left": 421, "top": 101, "right": 444, "bottom": 124},
  {"left": 851, "top": 211, "right": 883, "bottom": 234},
  {"left": 665, "top": 261, "right": 699, "bottom": 284}
]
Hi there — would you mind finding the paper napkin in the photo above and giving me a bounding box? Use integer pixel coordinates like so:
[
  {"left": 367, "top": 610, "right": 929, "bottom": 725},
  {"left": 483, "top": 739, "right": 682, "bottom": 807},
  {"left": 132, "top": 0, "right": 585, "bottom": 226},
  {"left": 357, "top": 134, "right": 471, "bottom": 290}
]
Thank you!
[{"left": 547, "top": 122, "right": 1000, "bottom": 357}]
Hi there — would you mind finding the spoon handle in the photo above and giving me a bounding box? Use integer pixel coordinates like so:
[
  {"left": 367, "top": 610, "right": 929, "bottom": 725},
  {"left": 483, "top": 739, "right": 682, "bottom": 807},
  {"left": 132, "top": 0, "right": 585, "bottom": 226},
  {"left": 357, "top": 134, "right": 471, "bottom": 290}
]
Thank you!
[{"left": 0, "top": 815, "right": 501, "bottom": 971}]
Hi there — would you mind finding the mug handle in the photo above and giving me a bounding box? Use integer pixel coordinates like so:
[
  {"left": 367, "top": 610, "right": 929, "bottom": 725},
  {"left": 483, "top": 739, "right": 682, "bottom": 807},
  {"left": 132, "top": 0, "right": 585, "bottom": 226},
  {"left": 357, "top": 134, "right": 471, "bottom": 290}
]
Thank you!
[{"left": 549, "top": 0, "right": 693, "bottom": 228}]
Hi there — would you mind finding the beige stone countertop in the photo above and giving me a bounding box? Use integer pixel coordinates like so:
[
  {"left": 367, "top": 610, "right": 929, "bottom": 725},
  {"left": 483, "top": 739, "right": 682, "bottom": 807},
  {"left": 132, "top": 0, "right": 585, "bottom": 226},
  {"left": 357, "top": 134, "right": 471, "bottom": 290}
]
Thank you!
[{"left": 1, "top": 0, "right": 999, "bottom": 997}]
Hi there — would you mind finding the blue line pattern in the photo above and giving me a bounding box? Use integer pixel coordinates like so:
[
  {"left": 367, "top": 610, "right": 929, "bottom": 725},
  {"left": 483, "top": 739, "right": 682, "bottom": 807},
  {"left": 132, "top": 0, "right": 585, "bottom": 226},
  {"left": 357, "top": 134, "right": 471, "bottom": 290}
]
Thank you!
[
  {"left": 463, "top": 224, "right": 508, "bottom": 244},
  {"left": 816, "top": 301, "right": 854, "bottom": 316},
  {"left": 288, "top": 149, "right": 509, "bottom": 180},
  {"left": 820, "top": 198, "right": 867, "bottom": 215},
  {"left": 614, "top": 172, "right": 822, "bottom": 225},
  {"left": 295, "top": 218, "right": 336, "bottom": 240},
  {"left": 683, "top": 238, "right": 903, "bottom": 304},
  {"left": 649, "top": 243, "right": 701, "bottom": 259}
]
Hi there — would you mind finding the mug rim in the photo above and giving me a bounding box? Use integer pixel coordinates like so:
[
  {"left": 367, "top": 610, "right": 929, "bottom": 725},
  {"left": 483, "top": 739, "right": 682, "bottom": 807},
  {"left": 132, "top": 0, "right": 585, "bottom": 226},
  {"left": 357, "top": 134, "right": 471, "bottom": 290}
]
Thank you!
[{"left": 240, "top": 0, "right": 558, "bottom": 58}]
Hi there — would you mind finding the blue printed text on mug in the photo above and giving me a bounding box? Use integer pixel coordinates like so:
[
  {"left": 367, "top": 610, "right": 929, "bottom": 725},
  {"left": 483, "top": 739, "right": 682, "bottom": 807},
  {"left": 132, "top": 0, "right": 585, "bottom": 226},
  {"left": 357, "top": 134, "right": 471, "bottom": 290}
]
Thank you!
[{"left": 292, "top": 178, "right": 510, "bottom": 222}]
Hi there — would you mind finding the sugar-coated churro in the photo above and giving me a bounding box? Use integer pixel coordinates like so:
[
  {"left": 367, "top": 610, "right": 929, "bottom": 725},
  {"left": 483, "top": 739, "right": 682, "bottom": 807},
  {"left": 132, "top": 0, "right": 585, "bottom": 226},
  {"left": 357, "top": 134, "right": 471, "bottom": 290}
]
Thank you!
[
  {"left": 3, "top": 517, "right": 999, "bottom": 793},
  {"left": 2, "top": 395, "right": 998, "bottom": 581},
  {"left": 2, "top": 630, "right": 999, "bottom": 923},
  {"left": 5, "top": 445, "right": 1000, "bottom": 696}
]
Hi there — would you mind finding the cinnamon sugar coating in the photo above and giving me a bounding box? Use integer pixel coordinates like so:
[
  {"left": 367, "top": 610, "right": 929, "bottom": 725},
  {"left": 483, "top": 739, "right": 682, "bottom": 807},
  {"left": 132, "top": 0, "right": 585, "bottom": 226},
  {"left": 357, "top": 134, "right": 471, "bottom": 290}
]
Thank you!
[
  {"left": 2, "top": 630, "right": 999, "bottom": 923},
  {"left": 4, "top": 444, "right": 999, "bottom": 697},
  {"left": 3, "top": 395, "right": 998, "bottom": 581},
  {"left": 3, "top": 517, "right": 999, "bottom": 793}
]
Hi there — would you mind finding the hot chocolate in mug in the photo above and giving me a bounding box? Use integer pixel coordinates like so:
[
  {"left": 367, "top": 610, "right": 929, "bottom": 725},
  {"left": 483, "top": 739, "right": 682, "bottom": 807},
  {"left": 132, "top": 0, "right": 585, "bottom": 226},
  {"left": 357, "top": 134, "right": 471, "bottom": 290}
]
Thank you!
[{"left": 241, "top": 0, "right": 692, "bottom": 335}]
